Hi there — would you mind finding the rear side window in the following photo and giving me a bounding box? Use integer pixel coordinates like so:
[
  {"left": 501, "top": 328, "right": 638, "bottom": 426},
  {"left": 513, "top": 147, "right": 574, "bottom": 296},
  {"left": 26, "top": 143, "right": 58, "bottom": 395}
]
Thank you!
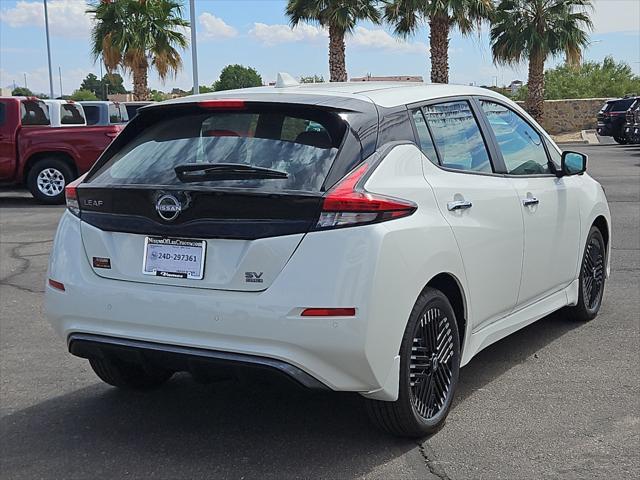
[
  {"left": 411, "top": 109, "right": 438, "bottom": 165},
  {"left": 84, "top": 105, "right": 100, "bottom": 125},
  {"left": 0, "top": 103, "right": 5, "bottom": 126},
  {"left": 109, "top": 103, "right": 128, "bottom": 124},
  {"left": 60, "top": 104, "right": 85, "bottom": 125},
  {"left": 20, "top": 100, "right": 50, "bottom": 126},
  {"left": 480, "top": 101, "right": 550, "bottom": 175},
  {"left": 422, "top": 101, "right": 492, "bottom": 173},
  {"left": 88, "top": 107, "right": 346, "bottom": 193}
]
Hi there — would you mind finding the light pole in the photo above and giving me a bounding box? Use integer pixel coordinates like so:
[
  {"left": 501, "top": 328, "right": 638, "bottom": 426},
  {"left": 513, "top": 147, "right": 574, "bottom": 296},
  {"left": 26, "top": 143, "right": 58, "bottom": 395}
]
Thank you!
[
  {"left": 58, "top": 66, "right": 63, "bottom": 98},
  {"left": 189, "top": 0, "right": 199, "bottom": 95},
  {"left": 43, "top": 0, "right": 55, "bottom": 99}
]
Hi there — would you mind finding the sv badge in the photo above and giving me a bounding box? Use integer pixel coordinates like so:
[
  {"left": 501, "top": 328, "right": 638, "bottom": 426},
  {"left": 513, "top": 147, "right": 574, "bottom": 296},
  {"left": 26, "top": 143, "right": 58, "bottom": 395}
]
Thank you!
[{"left": 245, "top": 272, "right": 264, "bottom": 283}]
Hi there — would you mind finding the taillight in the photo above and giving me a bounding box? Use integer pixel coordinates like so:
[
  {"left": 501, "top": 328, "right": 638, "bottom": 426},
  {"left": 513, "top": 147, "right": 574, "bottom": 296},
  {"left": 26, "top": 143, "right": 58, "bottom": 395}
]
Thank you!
[
  {"left": 316, "top": 163, "right": 417, "bottom": 230},
  {"left": 65, "top": 174, "right": 86, "bottom": 216},
  {"left": 199, "top": 99, "right": 246, "bottom": 109}
]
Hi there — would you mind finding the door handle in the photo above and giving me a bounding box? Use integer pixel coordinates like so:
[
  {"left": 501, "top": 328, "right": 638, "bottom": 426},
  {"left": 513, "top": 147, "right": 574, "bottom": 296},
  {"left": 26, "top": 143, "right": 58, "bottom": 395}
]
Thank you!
[
  {"left": 523, "top": 197, "right": 540, "bottom": 207},
  {"left": 447, "top": 200, "right": 473, "bottom": 211}
]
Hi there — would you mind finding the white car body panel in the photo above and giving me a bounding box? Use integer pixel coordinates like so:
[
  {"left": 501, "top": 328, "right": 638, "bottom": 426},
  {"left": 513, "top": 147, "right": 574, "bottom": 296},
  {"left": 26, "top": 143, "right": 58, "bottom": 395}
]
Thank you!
[
  {"left": 43, "top": 99, "right": 87, "bottom": 127},
  {"left": 45, "top": 83, "right": 612, "bottom": 403},
  {"left": 419, "top": 154, "right": 524, "bottom": 332}
]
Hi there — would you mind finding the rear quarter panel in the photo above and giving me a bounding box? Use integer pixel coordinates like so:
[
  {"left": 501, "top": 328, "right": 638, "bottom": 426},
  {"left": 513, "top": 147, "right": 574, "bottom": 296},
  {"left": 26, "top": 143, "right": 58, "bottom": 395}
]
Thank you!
[{"left": 17, "top": 125, "right": 119, "bottom": 178}]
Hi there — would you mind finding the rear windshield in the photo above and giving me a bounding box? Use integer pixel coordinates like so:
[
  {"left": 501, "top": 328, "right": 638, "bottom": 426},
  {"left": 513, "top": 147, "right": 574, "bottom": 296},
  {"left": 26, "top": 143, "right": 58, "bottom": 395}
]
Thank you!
[
  {"left": 610, "top": 99, "right": 635, "bottom": 112},
  {"left": 60, "top": 103, "right": 85, "bottom": 125},
  {"left": 87, "top": 107, "right": 346, "bottom": 193},
  {"left": 84, "top": 105, "right": 100, "bottom": 125},
  {"left": 20, "top": 100, "right": 50, "bottom": 126},
  {"left": 109, "top": 103, "right": 129, "bottom": 124}
]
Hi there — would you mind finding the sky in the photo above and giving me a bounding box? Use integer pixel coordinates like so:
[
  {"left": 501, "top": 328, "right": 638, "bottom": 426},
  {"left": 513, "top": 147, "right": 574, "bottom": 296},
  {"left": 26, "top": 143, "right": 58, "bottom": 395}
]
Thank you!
[{"left": 0, "top": 0, "right": 639, "bottom": 97}]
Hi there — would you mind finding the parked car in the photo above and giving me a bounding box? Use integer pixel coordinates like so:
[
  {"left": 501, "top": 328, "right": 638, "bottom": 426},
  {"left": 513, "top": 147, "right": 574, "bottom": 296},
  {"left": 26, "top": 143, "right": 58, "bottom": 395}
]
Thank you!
[
  {"left": 0, "top": 96, "right": 123, "bottom": 203},
  {"left": 45, "top": 81, "right": 611, "bottom": 437},
  {"left": 123, "top": 101, "right": 153, "bottom": 119},
  {"left": 623, "top": 100, "right": 640, "bottom": 144},
  {"left": 80, "top": 101, "right": 129, "bottom": 126},
  {"left": 596, "top": 96, "right": 638, "bottom": 144},
  {"left": 43, "top": 99, "right": 87, "bottom": 127}
]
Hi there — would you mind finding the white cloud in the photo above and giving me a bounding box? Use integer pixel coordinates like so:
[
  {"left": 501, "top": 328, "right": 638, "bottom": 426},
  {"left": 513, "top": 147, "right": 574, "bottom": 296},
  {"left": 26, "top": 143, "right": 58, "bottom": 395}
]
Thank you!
[
  {"left": 0, "top": 0, "right": 92, "bottom": 39},
  {"left": 249, "top": 22, "right": 327, "bottom": 46},
  {"left": 591, "top": 0, "right": 640, "bottom": 33},
  {"left": 198, "top": 12, "right": 237, "bottom": 39},
  {"left": 349, "top": 26, "right": 426, "bottom": 54}
]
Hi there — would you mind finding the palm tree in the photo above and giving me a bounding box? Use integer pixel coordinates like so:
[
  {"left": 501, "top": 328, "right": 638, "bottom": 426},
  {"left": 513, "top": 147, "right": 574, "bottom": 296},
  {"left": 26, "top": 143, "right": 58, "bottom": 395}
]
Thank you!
[
  {"left": 491, "top": 0, "right": 593, "bottom": 121},
  {"left": 384, "top": 0, "right": 494, "bottom": 84},
  {"left": 88, "top": 0, "right": 189, "bottom": 100},
  {"left": 286, "top": 0, "right": 381, "bottom": 82}
]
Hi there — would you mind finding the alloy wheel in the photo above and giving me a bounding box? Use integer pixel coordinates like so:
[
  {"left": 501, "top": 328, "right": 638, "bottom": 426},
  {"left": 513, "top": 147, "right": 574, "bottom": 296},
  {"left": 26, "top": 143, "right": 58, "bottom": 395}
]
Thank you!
[
  {"left": 409, "top": 307, "right": 455, "bottom": 419},
  {"left": 36, "top": 168, "right": 66, "bottom": 197},
  {"left": 582, "top": 236, "right": 605, "bottom": 310}
]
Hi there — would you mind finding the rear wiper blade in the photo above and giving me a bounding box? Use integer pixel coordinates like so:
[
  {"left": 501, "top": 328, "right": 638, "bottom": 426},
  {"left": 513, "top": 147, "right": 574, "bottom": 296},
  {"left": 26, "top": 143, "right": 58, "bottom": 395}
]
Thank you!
[{"left": 175, "top": 163, "right": 289, "bottom": 182}]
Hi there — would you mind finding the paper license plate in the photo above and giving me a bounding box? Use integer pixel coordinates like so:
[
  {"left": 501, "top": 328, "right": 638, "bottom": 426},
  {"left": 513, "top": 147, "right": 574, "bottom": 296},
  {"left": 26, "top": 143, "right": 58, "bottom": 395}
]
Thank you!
[{"left": 143, "top": 237, "right": 206, "bottom": 280}]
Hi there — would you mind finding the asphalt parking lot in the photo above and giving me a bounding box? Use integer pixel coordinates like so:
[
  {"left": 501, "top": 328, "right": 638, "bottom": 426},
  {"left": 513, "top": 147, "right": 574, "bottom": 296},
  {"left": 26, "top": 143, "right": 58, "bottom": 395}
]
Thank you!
[{"left": 1, "top": 144, "right": 638, "bottom": 479}]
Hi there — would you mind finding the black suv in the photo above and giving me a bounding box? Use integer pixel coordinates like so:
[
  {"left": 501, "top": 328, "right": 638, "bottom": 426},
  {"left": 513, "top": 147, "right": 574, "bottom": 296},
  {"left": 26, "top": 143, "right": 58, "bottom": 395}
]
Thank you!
[
  {"left": 597, "top": 96, "right": 638, "bottom": 144},
  {"left": 624, "top": 100, "right": 640, "bottom": 144}
]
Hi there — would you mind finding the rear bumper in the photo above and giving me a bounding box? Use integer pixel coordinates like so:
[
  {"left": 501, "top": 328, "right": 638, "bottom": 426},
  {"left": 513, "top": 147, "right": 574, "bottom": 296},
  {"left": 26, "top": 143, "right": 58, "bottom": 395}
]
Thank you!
[
  {"left": 68, "top": 333, "right": 328, "bottom": 390},
  {"left": 45, "top": 211, "right": 417, "bottom": 401}
]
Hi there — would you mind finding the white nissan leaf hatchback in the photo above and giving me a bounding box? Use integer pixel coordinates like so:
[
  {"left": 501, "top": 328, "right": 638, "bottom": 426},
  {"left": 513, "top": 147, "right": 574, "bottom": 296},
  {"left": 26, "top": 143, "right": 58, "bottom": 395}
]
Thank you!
[{"left": 45, "top": 80, "right": 611, "bottom": 437}]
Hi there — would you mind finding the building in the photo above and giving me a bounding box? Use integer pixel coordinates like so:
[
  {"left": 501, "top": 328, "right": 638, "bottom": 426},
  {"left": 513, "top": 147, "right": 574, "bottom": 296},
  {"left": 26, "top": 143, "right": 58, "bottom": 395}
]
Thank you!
[{"left": 509, "top": 80, "right": 524, "bottom": 94}]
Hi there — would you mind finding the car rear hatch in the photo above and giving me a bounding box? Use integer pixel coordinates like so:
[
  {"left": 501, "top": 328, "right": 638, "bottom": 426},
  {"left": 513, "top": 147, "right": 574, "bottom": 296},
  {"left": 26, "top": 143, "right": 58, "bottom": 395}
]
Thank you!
[{"left": 74, "top": 97, "right": 377, "bottom": 291}]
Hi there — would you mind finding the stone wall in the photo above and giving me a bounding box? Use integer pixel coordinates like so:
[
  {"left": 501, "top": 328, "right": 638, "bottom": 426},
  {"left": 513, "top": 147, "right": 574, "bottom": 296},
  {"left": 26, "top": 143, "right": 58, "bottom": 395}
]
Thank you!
[{"left": 517, "top": 98, "right": 609, "bottom": 134}]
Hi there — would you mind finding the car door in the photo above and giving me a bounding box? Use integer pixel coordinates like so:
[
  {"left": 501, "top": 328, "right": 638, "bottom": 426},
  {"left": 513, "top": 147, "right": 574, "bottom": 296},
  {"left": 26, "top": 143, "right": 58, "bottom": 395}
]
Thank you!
[
  {"left": 411, "top": 100, "right": 524, "bottom": 331},
  {"left": 478, "top": 99, "right": 581, "bottom": 307}
]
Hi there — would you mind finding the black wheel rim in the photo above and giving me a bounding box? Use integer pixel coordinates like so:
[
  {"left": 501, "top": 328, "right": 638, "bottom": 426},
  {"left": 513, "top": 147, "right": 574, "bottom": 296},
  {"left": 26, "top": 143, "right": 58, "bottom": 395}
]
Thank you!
[
  {"left": 409, "top": 307, "right": 454, "bottom": 420},
  {"left": 582, "top": 236, "right": 605, "bottom": 310}
]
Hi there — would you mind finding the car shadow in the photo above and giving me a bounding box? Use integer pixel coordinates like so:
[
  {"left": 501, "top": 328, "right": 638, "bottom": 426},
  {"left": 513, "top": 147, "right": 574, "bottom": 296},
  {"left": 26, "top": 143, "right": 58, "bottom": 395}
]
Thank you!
[
  {"left": 454, "top": 310, "right": 582, "bottom": 406},
  {"left": 0, "top": 309, "right": 585, "bottom": 479},
  {"left": 0, "top": 374, "right": 414, "bottom": 479},
  {"left": 0, "top": 194, "right": 62, "bottom": 209}
]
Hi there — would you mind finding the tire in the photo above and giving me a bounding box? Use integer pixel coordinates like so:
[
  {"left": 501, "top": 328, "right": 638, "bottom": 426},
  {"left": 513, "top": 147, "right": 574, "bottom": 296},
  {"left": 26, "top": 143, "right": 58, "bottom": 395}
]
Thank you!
[
  {"left": 365, "top": 287, "right": 460, "bottom": 437},
  {"left": 89, "top": 357, "right": 173, "bottom": 390},
  {"left": 26, "top": 158, "right": 75, "bottom": 205},
  {"left": 613, "top": 136, "right": 628, "bottom": 145},
  {"left": 566, "top": 226, "right": 606, "bottom": 322}
]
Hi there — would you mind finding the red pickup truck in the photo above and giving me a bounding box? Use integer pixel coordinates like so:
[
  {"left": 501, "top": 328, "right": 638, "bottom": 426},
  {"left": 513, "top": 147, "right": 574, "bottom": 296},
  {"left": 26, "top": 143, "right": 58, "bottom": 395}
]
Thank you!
[{"left": 0, "top": 97, "right": 122, "bottom": 203}]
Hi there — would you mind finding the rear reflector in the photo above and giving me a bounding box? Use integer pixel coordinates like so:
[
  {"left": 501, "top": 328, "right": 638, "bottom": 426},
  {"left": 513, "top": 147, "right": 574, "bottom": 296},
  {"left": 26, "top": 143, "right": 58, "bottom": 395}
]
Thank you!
[
  {"left": 301, "top": 308, "right": 356, "bottom": 317},
  {"left": 316, "top": 163, "right": 416, "bottom": 229},
  {"left": 48, "top": 279, "right": 65, "bottom": 291},
  {"left": 199, "top": 99, "right": 246, "bottom": 109}
]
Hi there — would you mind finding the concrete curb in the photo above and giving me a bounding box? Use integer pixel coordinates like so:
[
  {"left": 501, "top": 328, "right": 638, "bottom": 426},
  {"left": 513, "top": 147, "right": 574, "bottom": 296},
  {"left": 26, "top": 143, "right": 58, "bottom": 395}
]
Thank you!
[{"left": 581, "top": 129, "right": 600, "bottom": 144}]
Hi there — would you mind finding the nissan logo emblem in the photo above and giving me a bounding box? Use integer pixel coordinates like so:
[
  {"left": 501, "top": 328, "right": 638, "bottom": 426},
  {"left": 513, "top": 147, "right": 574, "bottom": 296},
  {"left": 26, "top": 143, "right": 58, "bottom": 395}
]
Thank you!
[{"left": 156, "top": 194, "right": 182, "bottom": 221}]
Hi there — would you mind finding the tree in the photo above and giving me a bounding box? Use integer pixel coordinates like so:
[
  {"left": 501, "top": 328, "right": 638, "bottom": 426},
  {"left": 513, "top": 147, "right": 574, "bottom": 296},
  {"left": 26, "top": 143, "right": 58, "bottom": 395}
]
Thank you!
[
  {"left": 286, "top": 0, "right": 380, "bottom": 82},
  {"left": 544, "top": 56, "right": 640, "bottom": 100},
  {"left": 384, "top": 0, "right": 493, "bottom": 84},
  {"left": 12, "top": 87, "right": 33, "bottom": 96},
  {"left": 102, "top": 73, "right": 127, "bottom": 96},
  {"left": 80, "top": 73, "right": 103, "bottom": 98},
  {"left": 150, "top": 89, "right": 169, "bottom": 102},
  {"left": 491, "top": 0, "right": 593, "bottom": 121},
  {"left": 70, "top": 89, "right": 99, "bottom": 101},
  {"left": 213, "top": 65, "right": 263, "bottom": 91},
  {"left": 300, "top": 74, "right": 325, "bottom": 83},
  {"left": 80, "top": 73, "right": 128, "bottom": 100},
  {"left": 88, "top": 0, "right": 189, "bottom": 101}
]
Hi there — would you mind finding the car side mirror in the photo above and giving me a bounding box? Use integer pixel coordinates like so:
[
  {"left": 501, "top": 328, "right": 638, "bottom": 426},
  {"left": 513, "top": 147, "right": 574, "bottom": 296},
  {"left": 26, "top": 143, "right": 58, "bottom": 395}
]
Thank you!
[{"left": 559, "top": 151, "right": 587, "bottom": 177}]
